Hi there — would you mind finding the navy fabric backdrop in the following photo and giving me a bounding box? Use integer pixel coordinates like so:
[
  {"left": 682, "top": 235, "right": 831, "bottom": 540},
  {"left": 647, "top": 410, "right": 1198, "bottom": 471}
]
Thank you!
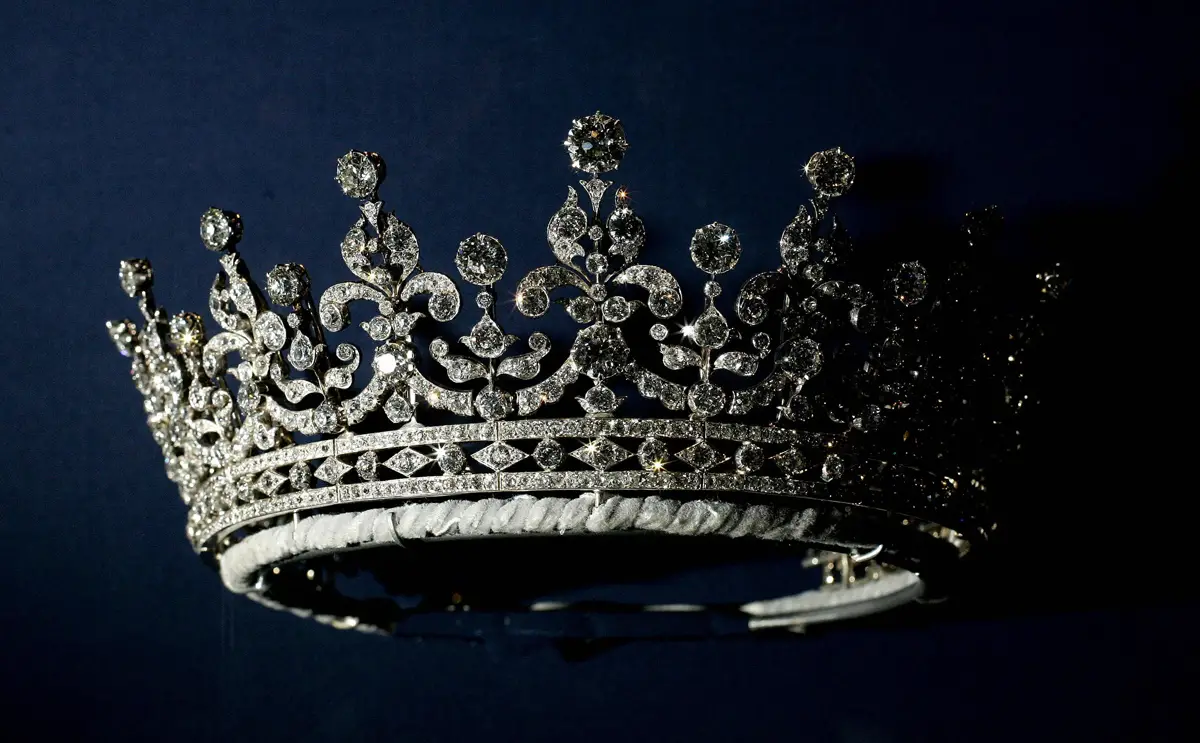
[{"left": 0, "top": 1, "right": 1194, "bottom": 740}]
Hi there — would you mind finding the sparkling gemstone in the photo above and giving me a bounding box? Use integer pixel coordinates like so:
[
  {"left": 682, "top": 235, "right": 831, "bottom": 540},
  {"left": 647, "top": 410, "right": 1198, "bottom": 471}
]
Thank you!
[
  {"left": 356, "top": 451, "right": 379, "bottom": 481},
  {"left": 637, "top": 437, "right": 670, "bottom": 471},
  {"left": 777, "top": 338, "right": 823, "bottom": 380},
  {"left": 780, "top": 213, "right": 813, "bottom": 272},
  {"left": 266, "top": 263, "right": 308, "bottom": 306},
  {"left": 805, "top": 148, "right": 855, "bottom": 197},
  {"left": 335, "top": 150, "right": 384, "bottom": 199},
  {"left": 475, "top": 387, "right": 513, "bottom": 421},
  {"left": 107, "top": 319, "right": 137, "bottom": 357},
  {"left": 703, "top": 280, "right": 722, "bottom": 298},
  {"left": 571, "top": 438, "right": 632, "bottom": 471},
  {"left": 384, "top": 448, "right": 432, "bottom": 476},
  {"left": 714, "top": 351, "right": 758, "bottom": 376},
  {"left": 475, "top": 290, "right": 494, "bottom": 309},
  {"left": 427, "top": 293, "right": 458, "bottom": 322},
  {"left": 548, "top": 195, "right": 587, "bottom": 248},
  {"left": 751, "top": 332, "right": 771, "bottom": 352},
  {"left": 734, "top": 442, "right": 765, "bottom": 473},
  {"left": 118, "top": 258, "right": 153, "bottom": 297},
  {"left": 659, "top": 383, "right": 686, "bottom": 410},
  {"left": 314, "top": 457, "right": 352, "bottom": 484},
  {"left": 437, "top": 444, "right": 467, "bottom": 475},
  {"left": 366, "top": 315, "right": 392, "bottom": 340},
  {"left": 472, "top": 441, "right": 528, "bottom": 472},
  {"left": 821, "top": 454, "right": 845, "bottom": 482},
  {"left": 167, "top": 312, "right": 204, "bottom": 353},
  {"left": 237, "top": 380, "right": 262, "bottom": 411},
  {"left": 691, "top": 304, "right": 731, "bottom": 348},
  {"left": 676, "top": 439, "right": 728, "bottom": 471},
  {"left": 383, "top": 392, "right": 414, "bottom": 423},
  {"left": 199, "top": 208, "right": 241, "bottom": 252},
  {"left": 689, "top": 223, "right": 741, "bottom": 275},
  {"left": 253, "top": 469, "right": 287, "bottom": 496},
  {"left": 254, "top": 312, "right": 287, "bottom": 351},
  {"left": 773, "top": 447, "right": 809, "bottom": 478},
  {"left": 236, "top": 475, "right": 256, "bottom": 503},
  {"left": 360, "top": 200, "right": 382, "bottom": 229},
  {"left": 607, "top": 207, "right": 645, "bottom": 252},
  {"left": 533, "top": 439, "right": 565, "bottom": 470},
  {"left": 455, "top": 233, "right": 508, "bottom": 285},
  {"left": 601, "top": 296, "right": 631, "bottom": 323},
  {"left": 285, "top": 334, "right": 315, "bottom": 372},
  {"left": 570, "top": 323, "right": 630, "bottom": 380},
  {"left": 187, "top": 383, "right": 211, "bottom": 410},
  {"left": 891, "top": 261, "right": 929, "bottom": 306},
  {"left": 565, "top": 296, "right": 599, "bottom": 323},
  {"left": 580, "top": 177, "right": 612, "bottom": 212},
  {"left": 580, "top": 384, "right": 620, "bottom": 414},
  {"left": 253, "top": 421, "right": 276, "bottom": 450},
  {"left": 564, "top": 112, "right": 628, "bottom": 173},
  {"left": 784, "top": 393, "right": 813, "bottom": 422},
  {"left": 585, "top": 252, "right": 609, "bottom": 275},
  {"left": 289, "top": 462, "right": 312, "bottom": 491},
  {"left": 587, "top": 225, "right": 604, "bottom": 242},
  {"left": 463, "top": 314, "right": 514, "bottom": 358},
  {"left": 372, "top": 342, "right": 411, "bottom": 379},
  {"left": 688, "top": 381, "right": 727, "bottom": 417},
  {"left": 650, "top": 323, "right": 669, "bottom": 341},
  {"left": 312, "top": 402, "right": 340, "bottom": 433}
]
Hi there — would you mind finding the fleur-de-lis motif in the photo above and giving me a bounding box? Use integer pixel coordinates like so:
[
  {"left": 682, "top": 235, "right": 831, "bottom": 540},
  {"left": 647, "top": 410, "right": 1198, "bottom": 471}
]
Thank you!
[{"left": 317, "top": 151, "right": 467, "bottom": 420}]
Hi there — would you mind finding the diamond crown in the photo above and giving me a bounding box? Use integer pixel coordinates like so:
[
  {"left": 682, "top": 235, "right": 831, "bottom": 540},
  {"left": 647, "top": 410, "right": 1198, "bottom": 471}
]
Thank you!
[{"left": 109, "top": 112, "right": 1060, "bottom": 550}]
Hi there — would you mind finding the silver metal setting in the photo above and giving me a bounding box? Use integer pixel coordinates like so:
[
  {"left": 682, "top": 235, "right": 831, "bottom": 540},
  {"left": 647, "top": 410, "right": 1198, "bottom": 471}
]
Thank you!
[{"left": 109, "top": 111, "right": 1052, "bottom": 575}]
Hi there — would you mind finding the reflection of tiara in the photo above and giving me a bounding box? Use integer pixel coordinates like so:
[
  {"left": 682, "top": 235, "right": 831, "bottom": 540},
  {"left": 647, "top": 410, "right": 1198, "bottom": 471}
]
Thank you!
[{"left": 108, "top": 112, "right": 1064, "bottom": 636}]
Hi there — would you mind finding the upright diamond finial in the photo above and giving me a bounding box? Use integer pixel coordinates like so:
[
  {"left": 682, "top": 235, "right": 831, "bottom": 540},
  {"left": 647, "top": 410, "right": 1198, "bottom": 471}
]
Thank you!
[
  {"left": 265, "top": 263, "right": 309, "bottom": 306},
  {"left": 805, "top": 148, "right": 855, "bottom": 197},
  {"left": 199, "top": 208, "right": 242, "bottom": 252},
  {"left": 564, "top": 112, "right": 628, "bottom": 174},
  {"left": 335, "top": 150, "right": 386, "bottom": 199}
]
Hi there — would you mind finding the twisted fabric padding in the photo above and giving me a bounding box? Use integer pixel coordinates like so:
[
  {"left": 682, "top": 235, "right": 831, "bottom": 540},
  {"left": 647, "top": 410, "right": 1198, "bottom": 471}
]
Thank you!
[{"left": 220, "top": 493, "right": 830, "bottom": 594}]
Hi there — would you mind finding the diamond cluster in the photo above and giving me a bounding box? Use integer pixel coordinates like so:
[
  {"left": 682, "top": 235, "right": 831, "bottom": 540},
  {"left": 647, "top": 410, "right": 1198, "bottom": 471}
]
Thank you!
[{"left": 109, "top": 112, "right": 1058, "bottom": 551}]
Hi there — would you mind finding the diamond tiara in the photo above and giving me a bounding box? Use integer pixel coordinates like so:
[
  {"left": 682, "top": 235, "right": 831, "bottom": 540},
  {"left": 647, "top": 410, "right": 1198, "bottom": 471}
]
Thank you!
[{"left": 108, "top": 112, "right": 1062, "bottom": 631}]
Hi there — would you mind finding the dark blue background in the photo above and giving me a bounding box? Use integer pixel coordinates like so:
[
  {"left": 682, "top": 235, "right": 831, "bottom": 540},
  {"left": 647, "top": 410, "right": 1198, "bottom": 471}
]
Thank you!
[{"left": 1, "top": 1, "right": 1194, "bottom": 740}]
